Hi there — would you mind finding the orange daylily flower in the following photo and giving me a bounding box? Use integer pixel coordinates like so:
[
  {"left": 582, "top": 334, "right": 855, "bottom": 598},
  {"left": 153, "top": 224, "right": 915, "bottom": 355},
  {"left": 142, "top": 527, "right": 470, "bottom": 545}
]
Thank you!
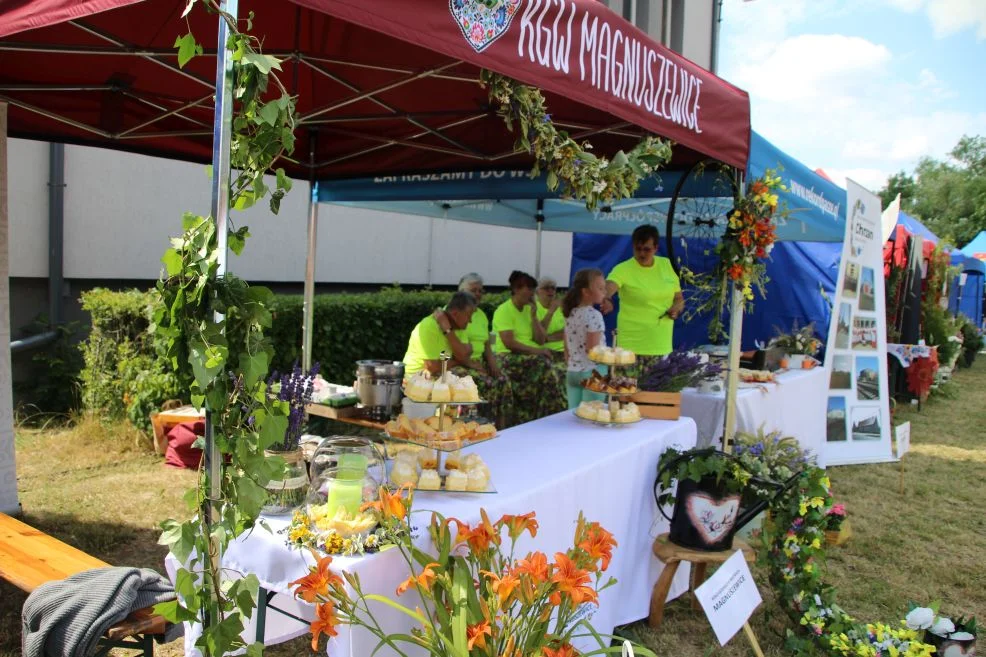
[
  {"left": 480, "top": 569, "right": 520, "bottom": 605},
  {"left": 543, "top": 643, "right": 578, "bottom": 657},
  {"left": 396, "top": 562, "right": 441, "bottom": 596},
  {"left": 549, "top": 552, "right": 597, "bottom": 607},
  {"left": 450, "top": 509, "right": 501, "bottom": 552},
  {"left": 289, "top": 555, "right": 341, "bottom": 603},
  {"left": 361, "top": 484, "right": 410, "bottom": 520},
  {"left": 750, "top": 181, "right": 768, "bottom": 196},
  {"left": 309, "top": 601, "right": 340, "bottom": 650},
  {"left": 513, "top": 550, "right": 550, "bottom": 583},
  {"left": 466, "top": 620, "right": 492, "bottom": 650},
  {"left": 579, "top": 522, "right": 617, "bottom": 572},
  {"left": 499, "top": 511, "right": 539, "bottom": 540}
]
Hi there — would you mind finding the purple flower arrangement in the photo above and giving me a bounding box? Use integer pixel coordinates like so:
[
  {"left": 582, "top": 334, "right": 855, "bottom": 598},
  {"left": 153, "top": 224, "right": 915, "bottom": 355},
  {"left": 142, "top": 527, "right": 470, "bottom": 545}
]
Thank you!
[
  {"left": 639, "top": 350, "right": 723, "bottom": 393},
  {"left": 267, "top": 361, "right": 320, "bottom": 451}
]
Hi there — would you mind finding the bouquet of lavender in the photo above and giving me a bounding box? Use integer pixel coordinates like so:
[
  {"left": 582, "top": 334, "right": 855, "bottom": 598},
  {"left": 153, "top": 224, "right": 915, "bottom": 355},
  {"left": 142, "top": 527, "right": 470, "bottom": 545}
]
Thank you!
[
  {"left": 268, "top": 361, "right": 320, "bottom": 452},
  {"left": 639, "top": 350, "right": 722, "bottom": 393}
]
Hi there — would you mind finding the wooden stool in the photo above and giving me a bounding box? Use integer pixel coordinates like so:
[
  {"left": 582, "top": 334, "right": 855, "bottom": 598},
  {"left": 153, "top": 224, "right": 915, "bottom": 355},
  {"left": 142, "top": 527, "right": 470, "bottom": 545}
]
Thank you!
[{"left": 648, "top": 533, "right": 756, "bottom": 628}]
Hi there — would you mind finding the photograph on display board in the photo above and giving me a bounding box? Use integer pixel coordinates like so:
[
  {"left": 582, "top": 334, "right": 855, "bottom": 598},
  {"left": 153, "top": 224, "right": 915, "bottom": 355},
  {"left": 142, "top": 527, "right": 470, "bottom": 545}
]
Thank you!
[
  {"left": 842, "top": 260, "right": 860, "bottom": 298},
  {"left": 855, "top": 356, "right": 880, "bottom": 400},
  {"left": 836, "top": 303, "right": 852, "bottom": 349},
  {"left": 830, "top": 355, "right": 852, "bottom": 389},
  {"left": 851, "top": 316, "right": 878, "bottom": 350},
  {"left": 859, "top": 267, "right": 876, "bottom": 311},
  {"left": 826, "top": 396, "right": 848, "bottom": 442},
  {"left": 851, "top": 407, "right": 882, "bottom": 441}
]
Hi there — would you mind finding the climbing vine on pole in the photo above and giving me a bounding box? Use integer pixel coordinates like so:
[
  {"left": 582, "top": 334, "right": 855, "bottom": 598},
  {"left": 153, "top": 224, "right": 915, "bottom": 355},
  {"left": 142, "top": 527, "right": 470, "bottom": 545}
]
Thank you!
[{"left": 152, "top": 2, "right": 297, "bottom": 655}]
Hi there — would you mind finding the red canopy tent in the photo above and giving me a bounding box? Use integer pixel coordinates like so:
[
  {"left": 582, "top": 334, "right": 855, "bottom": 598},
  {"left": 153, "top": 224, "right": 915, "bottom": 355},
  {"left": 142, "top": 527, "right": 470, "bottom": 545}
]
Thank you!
[
  {"left": 0, "top": 0, "right": 750, "bottom": 179},
  {"left": 0, "top": 1, "right": 753, "bottom": 528}
]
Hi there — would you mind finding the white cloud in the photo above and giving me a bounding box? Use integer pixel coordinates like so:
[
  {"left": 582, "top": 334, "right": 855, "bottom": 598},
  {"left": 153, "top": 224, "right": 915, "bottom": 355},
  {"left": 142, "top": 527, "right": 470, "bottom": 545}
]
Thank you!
[
  {"left": 823, "top": 167, "right": 890, "bottom": 193},
  {"left": 881, "top": 0, "right": 986, "bottom": 39},
  {"left": 730, "top": 34, "right": 891, "bottom": 103},
  {"left": 719, "top": 0, "right": 986, "bottom": 192}
]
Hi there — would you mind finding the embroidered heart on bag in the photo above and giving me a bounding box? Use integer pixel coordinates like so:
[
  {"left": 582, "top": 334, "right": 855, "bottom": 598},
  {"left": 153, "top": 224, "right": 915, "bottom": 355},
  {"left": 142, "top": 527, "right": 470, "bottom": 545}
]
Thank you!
[
  {"left": 684, "top": 492, "right": 740, "bottom": 545},
  {"left": 449, "top": 0, "right": 521, "bottom": 53}
]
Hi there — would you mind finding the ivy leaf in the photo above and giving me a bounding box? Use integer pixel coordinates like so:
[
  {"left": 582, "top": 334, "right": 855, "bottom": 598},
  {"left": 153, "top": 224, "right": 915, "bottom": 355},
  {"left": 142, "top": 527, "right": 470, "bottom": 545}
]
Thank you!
[
  {"left": 259, "top": 415, "right": 288, "bottom": 451},
  {"left": 240, "top": 351, "right": 269, "bottom": 389},
  {"left": 189, "top": 340, "right": 224, "bottom": 389},
  {"left": 229, "top": 226, "right": 250, "bottom": 256},
  {"left": 235, "top": 475, "right": 268, "bottom": 519},
  {"left": 245, "top": 643, "right": 264, "bottom": 657},
  {"left": 174, "top": 33, "right": 202, "bottom": 68},
  {"left": 200, "top": 615, "right": 246, "bottom": 657},
  {"left": 257, "top": 101, "right": 280, "bottom": 127},
  {"left": 241, "top": 52, "right": 280, "bottom": 75},
  {"left": 275, "top": 168, "right": 292, "bottom": 192},
  {"left": 162, "top": 248, "right": 183, "bottom": 277}
]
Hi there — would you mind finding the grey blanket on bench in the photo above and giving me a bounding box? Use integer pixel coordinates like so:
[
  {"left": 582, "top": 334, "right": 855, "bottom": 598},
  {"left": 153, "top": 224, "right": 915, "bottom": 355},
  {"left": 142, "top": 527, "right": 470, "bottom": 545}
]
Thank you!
[{"left": 22, "top": 566, "right": 182, "bottom": 657}]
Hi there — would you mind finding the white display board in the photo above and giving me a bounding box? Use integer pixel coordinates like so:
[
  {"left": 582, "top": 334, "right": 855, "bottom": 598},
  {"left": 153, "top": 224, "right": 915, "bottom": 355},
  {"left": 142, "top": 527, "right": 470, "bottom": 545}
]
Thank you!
[
  {"left": 0, "top": 103, "right": 19, "bottom": 514},
  {"left": 822, "top": 180, "right": 894, "bottom": 465}
]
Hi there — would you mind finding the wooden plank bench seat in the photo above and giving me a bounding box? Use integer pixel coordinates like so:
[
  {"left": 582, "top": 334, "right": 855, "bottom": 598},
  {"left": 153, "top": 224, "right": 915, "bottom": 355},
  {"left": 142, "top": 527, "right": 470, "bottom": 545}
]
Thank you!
[{"left": 0, "top": 512, "right": 168, "bottom": 656}]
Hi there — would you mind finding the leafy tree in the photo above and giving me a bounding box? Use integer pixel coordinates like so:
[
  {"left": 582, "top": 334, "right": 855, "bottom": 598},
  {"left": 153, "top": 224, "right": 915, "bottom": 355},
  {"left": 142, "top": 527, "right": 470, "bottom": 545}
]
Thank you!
[{"left": 891, "top": 135, "right": 986, "bottom": 247}]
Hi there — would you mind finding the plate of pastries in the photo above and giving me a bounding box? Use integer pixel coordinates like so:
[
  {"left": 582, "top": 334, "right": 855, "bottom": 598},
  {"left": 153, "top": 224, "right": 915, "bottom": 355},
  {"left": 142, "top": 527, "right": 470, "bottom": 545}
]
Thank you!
[
  {"left": 580, "top": 370, "right": 638, "bottom": 394},
  {"left": 404, "top": 371, "right": 482, "bottom": 403},
  {"left": 587, "top": 345, "right": 636, "bottom": 365},
  {"left": 384, "top": 414, "right": 497, "bottom": 451},
  {"left": 389, "top": 451, "right": 494, "bottom": 493}
]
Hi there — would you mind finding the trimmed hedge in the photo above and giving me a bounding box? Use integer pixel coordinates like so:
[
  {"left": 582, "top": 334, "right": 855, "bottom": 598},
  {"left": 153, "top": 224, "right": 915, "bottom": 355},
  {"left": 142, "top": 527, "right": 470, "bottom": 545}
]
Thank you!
[
  {"left": 81, "top": 286, "right": 510, "bottom": 429},
  {"left": 79, "top": 288, "right": 181, "bottom": 431}
]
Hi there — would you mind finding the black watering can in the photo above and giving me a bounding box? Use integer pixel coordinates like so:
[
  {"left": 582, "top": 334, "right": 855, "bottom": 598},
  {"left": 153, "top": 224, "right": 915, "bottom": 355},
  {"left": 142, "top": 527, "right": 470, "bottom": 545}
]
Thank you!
[{"left": 654, "top": 448, "right": 800, "bottom": 551}]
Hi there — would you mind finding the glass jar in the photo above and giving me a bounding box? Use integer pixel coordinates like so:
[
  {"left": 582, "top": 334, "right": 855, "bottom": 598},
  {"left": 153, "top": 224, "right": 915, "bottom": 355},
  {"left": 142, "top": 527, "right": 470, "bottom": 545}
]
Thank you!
[
  {"left": 309, "top": 437, "right": 386, "bottom": 486},
  {"left": 262, "top": 449, "right": 309, "bottom": 515}
]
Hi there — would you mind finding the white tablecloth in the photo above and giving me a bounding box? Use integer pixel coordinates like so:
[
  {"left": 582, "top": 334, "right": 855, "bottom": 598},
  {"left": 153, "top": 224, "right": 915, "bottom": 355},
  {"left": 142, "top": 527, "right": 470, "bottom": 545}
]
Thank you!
[
  {"left": 168, "top": 411, "right": 698, "bottom": 655},
  {"left": 680, "top": 368, "right": 827, "bottom": 465}
]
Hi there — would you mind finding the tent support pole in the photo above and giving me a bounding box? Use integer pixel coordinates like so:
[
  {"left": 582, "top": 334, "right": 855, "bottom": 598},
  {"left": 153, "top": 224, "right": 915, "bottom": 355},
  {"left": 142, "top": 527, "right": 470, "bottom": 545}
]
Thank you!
[
  {"left": 535, "top": 199, "right": 545, "bottom": 280},
  {"left": 722, "top": 285, "right": 744, "bottom": 453},
  {"left": 302, "top": 133, "right": 319, "bottom": 372},
  {"left": 203, "top": 0, "right": 237, "bottom": 629}
]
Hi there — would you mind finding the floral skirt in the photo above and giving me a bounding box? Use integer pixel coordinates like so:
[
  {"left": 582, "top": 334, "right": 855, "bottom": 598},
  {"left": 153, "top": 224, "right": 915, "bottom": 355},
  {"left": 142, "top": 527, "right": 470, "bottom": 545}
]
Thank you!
[
  {"left": 449, "top": 366, "right": 514, "bottom": 429},
  {"left": 494, "top": 353, "right": 567, "bottom": 427}
]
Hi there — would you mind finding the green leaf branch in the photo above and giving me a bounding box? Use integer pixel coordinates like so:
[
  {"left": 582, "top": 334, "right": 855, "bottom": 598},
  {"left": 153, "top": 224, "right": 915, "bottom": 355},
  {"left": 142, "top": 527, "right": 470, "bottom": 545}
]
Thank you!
[{"left": 481, "top": 70, "right": 672, "bottom": 210}]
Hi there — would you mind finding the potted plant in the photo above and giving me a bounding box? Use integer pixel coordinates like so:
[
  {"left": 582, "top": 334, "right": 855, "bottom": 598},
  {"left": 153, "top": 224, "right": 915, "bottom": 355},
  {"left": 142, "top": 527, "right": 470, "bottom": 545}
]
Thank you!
[
  {"left": 262, "top": 362, "right": 320, "bottom": 515},
  {"left": 823, "top": 502, "right": 851, "bottom": 546},
  {"left": 907, "top": 603, "right": 977, "bottom": 657},
  {"left": 769, "top": 322, "right": 822, "bottom": 369},
  {"left": 654, "top": 448, "right": 761, "bottom": 551},
  {"left": 289, "top": 486, "right": 657, "bottom": 656},
  {"left": 732, "top": 427, "right": 811, "bottom": 537},
  {"left": 634, "top": 351, "right": 722, "bottom": 419}
]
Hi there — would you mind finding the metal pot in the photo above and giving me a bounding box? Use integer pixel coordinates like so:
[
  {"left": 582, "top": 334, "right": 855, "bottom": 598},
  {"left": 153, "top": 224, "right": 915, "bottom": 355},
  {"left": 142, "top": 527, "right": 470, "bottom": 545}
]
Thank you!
[{"left": 354, "top": 360, "right": 405, "bottom": 420}]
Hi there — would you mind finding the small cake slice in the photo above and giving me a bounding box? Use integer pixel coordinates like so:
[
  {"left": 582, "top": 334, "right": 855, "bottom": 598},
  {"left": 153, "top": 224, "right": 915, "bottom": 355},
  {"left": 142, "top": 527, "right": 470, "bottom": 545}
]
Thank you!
[
  {"left": 445, "top": 469, "right": 468, "bottom": 491},
  {"left": 417, "top": 469, "right": 441, "bottom": 490},
  {"left": 430, "top": 381, "right": 451, "bottom": 402},
  {"left": 390, "top": 460, "right": 418, "bottom": 487},
  {"left": 466, "top": 467, "right": 489, "bottom": 491}
]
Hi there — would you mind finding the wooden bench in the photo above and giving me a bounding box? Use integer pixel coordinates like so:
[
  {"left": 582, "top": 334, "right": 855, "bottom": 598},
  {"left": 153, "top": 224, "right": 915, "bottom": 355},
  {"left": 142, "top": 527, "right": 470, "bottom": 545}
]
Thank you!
[{"left": 0, "top": 512, "right": 168, "bottom": 656}]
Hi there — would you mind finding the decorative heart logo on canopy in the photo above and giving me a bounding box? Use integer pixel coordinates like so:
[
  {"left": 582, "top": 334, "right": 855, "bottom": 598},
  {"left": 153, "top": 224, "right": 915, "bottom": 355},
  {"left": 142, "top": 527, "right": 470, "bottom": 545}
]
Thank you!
[
  {"left": 449, "top": 0, "right": 521, "bottom": 53},
  {"left": 685, "top": 492, "right": 740, "bottom": 545}
]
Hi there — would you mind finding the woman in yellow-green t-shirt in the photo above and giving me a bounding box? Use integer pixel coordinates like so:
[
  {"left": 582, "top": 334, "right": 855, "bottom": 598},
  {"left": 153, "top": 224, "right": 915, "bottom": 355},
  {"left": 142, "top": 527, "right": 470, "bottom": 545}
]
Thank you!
[
  {"left": 449, "top": 273, "right": 514, "bottom": 427},
  {"left": 492, "top": 270, "right": 566, "bottom": 426},
  {"left": 602, "top": 225, "right": 684, "bottom": 372},
  {"left": 535, "top": 276, "right": 566, "bottom": 360}
]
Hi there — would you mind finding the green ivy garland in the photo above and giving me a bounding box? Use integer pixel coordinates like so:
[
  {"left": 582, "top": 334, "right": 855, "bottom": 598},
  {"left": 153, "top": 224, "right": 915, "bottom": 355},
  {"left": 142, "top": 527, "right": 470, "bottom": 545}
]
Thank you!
[
  {"left": 152, "top": 2, "right": 298, "bottom": 655},
  {"left": 481, "top": 70, "right": 673, "bottom": 210},
  {"left": 764, "top": 469, "right": 935, "bottom": 657}
]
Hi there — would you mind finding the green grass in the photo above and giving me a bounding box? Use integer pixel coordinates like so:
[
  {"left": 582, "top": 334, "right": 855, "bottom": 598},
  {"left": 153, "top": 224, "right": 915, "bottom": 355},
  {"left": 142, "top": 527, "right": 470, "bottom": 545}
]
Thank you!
[{"left": 2, "top": 361, "right": 984, "bottom": 656}]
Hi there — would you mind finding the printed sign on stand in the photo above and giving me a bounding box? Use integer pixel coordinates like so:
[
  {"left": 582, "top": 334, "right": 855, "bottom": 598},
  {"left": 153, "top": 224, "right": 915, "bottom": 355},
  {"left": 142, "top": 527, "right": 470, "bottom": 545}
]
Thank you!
[
  {"left": 822, "top": 180, "right": 895, "bottom": 465},
  {"left": 694, "top": 550, "right": 762, "bottom": 646},
  {"left": 895, "top": 421, "right": 911, "bottom": 458}
]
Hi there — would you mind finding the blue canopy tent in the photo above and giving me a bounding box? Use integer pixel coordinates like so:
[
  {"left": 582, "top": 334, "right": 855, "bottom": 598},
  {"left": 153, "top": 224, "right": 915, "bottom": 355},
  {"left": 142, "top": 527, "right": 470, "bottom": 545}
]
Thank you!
[
  {"left": 960, "top": 231, "right": 986, "bottom": 261},
  {"left": 895, "top": 211, "right": 939, "bottom": 245},
  {"left": 570, "top": 130, "right": 846, "bottom": 350},
  {"left": 948, "top": 252, "right": 985, "bottom": 325}
]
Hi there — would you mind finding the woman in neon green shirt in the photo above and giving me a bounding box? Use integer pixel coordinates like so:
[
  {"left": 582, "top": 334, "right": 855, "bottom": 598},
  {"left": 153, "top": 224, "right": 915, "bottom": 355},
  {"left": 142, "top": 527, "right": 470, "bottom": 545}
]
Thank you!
[
  {"left": 535, "top": 276, "right": 566, "bottom": 359},
  {"left": 602, "top": 225, "right": 685, "bottom": 372},
  {"left": 492, "top": 270, "right": 566, "bottom": 426},
  {"left": 449, "top": 273, "right": 513, "bottom": 427},
  {"left": 402, "top": 291, "right": 477, "bottom": 375}
]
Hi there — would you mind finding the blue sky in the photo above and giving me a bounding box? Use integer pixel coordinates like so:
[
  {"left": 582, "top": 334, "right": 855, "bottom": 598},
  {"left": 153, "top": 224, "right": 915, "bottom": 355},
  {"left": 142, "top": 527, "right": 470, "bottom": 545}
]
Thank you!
[{"left": 718, "top": 0, "right": 986, "bottom": 191}]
